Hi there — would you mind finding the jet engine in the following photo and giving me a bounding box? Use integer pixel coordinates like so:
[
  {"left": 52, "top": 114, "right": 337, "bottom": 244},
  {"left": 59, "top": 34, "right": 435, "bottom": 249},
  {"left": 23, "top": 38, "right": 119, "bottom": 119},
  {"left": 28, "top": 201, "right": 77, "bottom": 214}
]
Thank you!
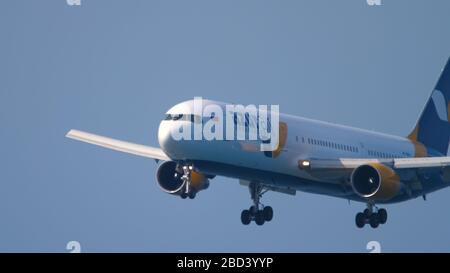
[
  {"left": 350, "top": 163, "right": 401, "bottom": 201},
  {"left": 156, "top": 161, "right": 209, "bottom": 197}
]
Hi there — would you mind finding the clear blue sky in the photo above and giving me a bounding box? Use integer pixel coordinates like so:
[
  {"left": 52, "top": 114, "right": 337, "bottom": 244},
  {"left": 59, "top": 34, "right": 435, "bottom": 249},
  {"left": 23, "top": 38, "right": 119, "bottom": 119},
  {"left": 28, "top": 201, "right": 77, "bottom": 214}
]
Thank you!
[{"left": 1, "top": 0, "right": 450, "bottom": 252}]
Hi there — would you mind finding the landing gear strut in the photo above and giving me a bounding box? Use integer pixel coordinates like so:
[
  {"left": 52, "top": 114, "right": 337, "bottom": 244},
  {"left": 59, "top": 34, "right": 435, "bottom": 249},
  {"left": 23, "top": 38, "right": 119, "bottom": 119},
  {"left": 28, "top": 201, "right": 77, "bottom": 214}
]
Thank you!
[
  {"left": 178, "top": 165, "right": 197, "bottom": 199},
  {"left": 355, "top": 203, "right": 388, "bottom": 229},
  {"left": 241, "top": 182, "right": 273, "bottom": 226}
]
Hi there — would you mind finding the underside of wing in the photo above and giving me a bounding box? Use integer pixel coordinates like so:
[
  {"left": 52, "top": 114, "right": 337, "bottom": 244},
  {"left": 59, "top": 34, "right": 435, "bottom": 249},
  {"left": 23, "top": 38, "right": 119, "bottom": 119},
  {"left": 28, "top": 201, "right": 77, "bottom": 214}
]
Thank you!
[
  {"left": 239, "top": 179, "right": 296, "bottom": 196},
  {"left": 307, "top": 157, "right": 450, "bottom": 170},
  {"left": 66, "top": 129, "right": 170, "bottom": 161}
]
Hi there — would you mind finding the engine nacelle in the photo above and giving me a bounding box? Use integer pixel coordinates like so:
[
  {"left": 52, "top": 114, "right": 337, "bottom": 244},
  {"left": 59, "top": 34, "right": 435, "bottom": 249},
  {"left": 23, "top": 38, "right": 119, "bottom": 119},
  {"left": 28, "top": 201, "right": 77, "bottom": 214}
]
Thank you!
[
  {"left": 156, "top": 161, "right": 209, "bottom": 195},
  {"left": 350, "top": 163, "right": 401, "bottom": 201}
]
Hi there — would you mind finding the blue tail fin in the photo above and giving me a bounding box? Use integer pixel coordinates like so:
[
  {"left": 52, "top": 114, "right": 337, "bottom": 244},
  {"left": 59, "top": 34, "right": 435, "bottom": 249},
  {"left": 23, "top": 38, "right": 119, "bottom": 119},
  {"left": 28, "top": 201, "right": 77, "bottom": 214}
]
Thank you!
[{"left": 408, "top": 57, "right": 450, "bottom": 156}]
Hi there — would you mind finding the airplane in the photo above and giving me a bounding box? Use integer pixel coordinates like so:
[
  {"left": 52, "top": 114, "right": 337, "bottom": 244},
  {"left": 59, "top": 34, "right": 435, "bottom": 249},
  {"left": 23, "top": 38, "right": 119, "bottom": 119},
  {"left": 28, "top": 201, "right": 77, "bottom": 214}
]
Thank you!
[{"left": 67, "top": 57, "right": 450, "bottom": 229}]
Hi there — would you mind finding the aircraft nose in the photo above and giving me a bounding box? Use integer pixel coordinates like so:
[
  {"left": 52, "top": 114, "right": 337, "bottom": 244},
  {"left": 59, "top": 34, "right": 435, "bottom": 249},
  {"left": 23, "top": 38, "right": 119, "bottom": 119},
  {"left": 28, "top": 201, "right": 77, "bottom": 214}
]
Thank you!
[
  {"left": 158, "top": 120, "right": 175, "bottom": 154},
  {"left": 158, "top": 120, "right": 196, "bottom": 160}
]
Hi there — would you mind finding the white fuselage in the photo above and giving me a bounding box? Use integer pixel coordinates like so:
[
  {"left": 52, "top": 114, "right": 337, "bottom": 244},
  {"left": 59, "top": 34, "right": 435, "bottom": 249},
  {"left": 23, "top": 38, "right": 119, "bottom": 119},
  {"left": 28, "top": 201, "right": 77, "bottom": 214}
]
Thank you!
[{"left": 157, "top": 100, "right": 418, "bottom": 184}]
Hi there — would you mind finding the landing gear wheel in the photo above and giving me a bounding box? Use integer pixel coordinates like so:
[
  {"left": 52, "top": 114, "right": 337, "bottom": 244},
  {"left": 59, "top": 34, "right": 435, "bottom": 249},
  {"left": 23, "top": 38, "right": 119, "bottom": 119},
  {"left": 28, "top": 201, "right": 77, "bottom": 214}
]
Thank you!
[
  {"left": 241, "top": 210, "right": 251, "bottom": 225},
  {"left": 255, "top": 211, "right": 265, "bottom": 226},
  {"left": 355, "top": 212, "right": 366, "bottom": 228},
  {"left": 249, "top": 206, "right": 257, "bottom": 216},
  {"left": 242, "top": 182, "right": 273, "bottom": 226},
  {"left": 356, "top": 204, "right": 388, "bottom": 228},
  {"left": 369, "top": 214, "right": 379, "bottom": 228},
  {"left": 180, "top": 193, "right": 187, "bottom": 199},
  {"left": 263, "top": 206, "right": 273, "bottom": 222},
  {"left": 188, "top": 191, "right": 196, "bottom": 199},
  {"left": 378, "top": 208, "right": 387, "bottom": 224}
]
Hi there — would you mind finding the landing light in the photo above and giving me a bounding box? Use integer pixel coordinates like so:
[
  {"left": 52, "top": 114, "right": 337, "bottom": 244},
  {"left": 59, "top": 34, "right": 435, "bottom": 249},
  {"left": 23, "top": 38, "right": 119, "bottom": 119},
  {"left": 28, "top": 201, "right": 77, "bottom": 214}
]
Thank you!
[{"left": 298, "top": 160, "right": 311, "bottom": 170}]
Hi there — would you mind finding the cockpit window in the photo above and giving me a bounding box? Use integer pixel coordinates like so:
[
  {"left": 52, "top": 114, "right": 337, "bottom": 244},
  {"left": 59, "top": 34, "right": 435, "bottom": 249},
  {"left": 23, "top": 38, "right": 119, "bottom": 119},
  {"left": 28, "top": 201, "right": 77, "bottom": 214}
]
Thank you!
[
  {"left": 172, "top": 114, "right": 183, "bottom": 121},
  {"left": 189, "top": 115, "right": 202, "bottom": 123},
  {"left": 164, "top": 114, "right": 202, "bottom": 123}
]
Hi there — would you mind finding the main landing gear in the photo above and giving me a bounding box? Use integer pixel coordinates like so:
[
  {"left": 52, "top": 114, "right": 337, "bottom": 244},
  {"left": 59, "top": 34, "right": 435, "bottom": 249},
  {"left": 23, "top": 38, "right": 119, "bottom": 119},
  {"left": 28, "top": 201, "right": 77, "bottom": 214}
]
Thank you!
[
  {"left": 240, "top": 182, "right": 273, "bottom": 226},
  {"left": 355, "top": 203, "right": 388, "bottom": 229}
]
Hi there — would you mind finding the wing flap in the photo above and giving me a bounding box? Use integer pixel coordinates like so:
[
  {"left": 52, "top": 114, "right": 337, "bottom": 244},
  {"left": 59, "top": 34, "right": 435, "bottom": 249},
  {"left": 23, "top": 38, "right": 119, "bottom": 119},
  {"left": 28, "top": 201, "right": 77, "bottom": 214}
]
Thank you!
[
  {"left": 66, "top": 129, "right": 170, "bottom": 161},
  {"left": 394, "top": 157, "right": 450, "bottom": 169}
]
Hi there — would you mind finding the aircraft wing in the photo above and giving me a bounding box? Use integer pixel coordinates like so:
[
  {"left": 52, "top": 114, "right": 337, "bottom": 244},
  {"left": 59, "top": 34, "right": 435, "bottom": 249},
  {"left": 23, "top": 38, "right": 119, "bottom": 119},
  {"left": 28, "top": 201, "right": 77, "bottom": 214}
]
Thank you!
[
  {"left": 66, "top": 129, "right": 170, "bottom": 161},
  {"left": 308, "top": 157, "right": 450, "bottom": 170}
]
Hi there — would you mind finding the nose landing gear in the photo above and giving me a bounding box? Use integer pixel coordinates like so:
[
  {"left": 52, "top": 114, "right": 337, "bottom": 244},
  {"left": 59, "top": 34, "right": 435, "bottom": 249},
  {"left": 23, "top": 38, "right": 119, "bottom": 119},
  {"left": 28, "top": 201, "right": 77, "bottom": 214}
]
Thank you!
[{"left": 178, "top": 165, "right": 197, "bottom": 199}]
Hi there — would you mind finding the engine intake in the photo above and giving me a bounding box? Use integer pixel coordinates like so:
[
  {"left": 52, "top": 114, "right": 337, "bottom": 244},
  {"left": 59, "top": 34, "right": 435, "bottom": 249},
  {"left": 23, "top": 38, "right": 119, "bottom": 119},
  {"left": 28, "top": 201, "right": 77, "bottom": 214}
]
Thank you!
[
  {"left": 350, "top": 163, "right": 401, "bottom": 201},
  {"left": 156, "top": 161, "right": 209, "bottom": 195}
]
